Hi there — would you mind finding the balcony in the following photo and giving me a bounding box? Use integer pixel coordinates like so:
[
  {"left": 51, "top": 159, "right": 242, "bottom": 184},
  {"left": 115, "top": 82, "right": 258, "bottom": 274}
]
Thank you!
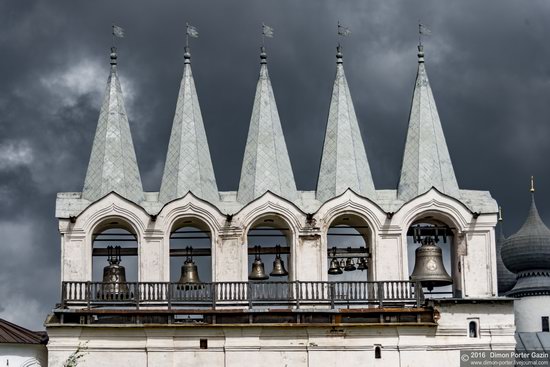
[{"left": 61, "top": 280, "right": 424, "bottom": 309}]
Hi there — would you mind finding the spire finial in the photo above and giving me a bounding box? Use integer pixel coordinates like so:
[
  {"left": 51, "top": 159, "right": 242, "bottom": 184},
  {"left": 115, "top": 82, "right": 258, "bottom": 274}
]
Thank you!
[
  {"left": 110, "top": 46, "right": 118, "bottom": 67},
  {"left": 260, "top": 46, "right": 267, "bottom": 64},
  {"left": 336, "top": 44, "right": 343, "bottom": 64},
  {"left": 184, "top": 46, "right": 191, "bottom": 64},
  {"left": 498, "top": 206, "right": 503, "bottom": 222},
  {"left": 530, "top": 175, "right": 535, "bottom": 193}
]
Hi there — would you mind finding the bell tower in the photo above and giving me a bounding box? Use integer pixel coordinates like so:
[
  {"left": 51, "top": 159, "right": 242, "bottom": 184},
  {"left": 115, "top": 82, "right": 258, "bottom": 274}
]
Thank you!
[{"left": 46, "top": 25, "right": 516, "bottom": 367}]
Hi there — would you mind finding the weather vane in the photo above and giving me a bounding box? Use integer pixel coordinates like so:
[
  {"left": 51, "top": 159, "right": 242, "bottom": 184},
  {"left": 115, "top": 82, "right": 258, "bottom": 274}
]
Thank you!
[
  {"left": 186, "top": 23, "right": 199, "bottom": 48},
  {"left": 262, "top": 23, "right": 274, "bottom": 46},
  {"left": 337, "top": 21, "right": 351, "bottom": 48},
  {"left": 418, "top": 22, "right": 431, "bottom": 46},
  {"left": 112, "top": 24, "right": 125, "bottom": 48}
]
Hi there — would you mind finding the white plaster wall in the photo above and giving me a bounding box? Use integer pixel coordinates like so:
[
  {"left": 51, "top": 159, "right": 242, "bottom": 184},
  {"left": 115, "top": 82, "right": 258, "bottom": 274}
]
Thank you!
[
  {"left": 514, "top": 296, "right": 550, "bottom": 332},
  {"left": 47, "top": 302, "right": 515, "bottom": 367},
  {"left": 0, "top": 344, "right": 47, "bottom": 367}
]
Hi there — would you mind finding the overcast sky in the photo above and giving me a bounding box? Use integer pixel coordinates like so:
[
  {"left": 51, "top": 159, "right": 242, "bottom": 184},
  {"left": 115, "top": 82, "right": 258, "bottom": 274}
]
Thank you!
[{"left": 1, "top": 0, "right": 550, "bottom": 330}]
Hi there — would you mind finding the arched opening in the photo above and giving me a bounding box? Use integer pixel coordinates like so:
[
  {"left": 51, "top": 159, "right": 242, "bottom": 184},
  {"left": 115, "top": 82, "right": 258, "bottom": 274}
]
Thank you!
[
  {"left": 169, "top": 218, "right": 213, "bottom": 287},
  {"left": 468, "top": 320, "right": 479, "bottom": 338},
  {"left": 326, "top": 214, "right": 371, "bottom": 281},
  {"left": 91, "top": 218, "right": 138, "bottom": 299},
  {"left": 246, "top": 214, "right": 292, "bottom": 282},
  {"left": 406, "top": 216, "right": 457, "bottom": 298}
]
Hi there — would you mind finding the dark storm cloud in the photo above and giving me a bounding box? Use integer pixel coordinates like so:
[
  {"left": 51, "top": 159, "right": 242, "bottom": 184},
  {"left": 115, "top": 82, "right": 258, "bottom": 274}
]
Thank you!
[{"left": 1, "top": 0, "right": 550, "bottom": 329}]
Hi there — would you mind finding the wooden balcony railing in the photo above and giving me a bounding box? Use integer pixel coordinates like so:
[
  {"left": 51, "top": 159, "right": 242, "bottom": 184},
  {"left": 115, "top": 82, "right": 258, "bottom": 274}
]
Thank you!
[{"left": 61, "top": 280, "right": 424, "bottom": 309}]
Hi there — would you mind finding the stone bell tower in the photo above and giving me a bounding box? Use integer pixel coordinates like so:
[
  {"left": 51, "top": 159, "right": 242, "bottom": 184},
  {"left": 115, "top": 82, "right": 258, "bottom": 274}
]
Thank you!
[{"left": 45, "top": 33, "right": 515, "bottom": 367}]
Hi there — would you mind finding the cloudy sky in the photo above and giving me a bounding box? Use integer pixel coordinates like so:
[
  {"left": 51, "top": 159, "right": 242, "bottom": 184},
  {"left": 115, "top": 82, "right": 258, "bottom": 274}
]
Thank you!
[{"left": 1, "top": 0, "right": 550, "bottom": 330}]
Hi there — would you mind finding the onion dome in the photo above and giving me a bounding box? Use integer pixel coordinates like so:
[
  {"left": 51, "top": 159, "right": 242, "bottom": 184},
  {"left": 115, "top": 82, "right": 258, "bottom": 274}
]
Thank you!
[
  {"left": 495, "top": 209, "right": 516, "bottom": 295},
  {"left": 501, "top": 190, "right": 550, "bottom": 297}
]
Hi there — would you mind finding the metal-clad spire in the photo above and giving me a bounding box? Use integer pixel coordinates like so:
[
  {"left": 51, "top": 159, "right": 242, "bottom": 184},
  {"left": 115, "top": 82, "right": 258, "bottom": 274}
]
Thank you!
[
  {"left": 83, "top": 47, "right": 144, "bottom": 203},
  {"left": 317, "top": 46, "right": 375, "bottom": 202},
  {"left": 397, "top": 45, "right": 459, "bottom": 201},
  {"left": 159, "top": 47, "right": 219, "bottom": 203},
  {"left": 237, "top": 47, "right": 297, "bottom": 203}
]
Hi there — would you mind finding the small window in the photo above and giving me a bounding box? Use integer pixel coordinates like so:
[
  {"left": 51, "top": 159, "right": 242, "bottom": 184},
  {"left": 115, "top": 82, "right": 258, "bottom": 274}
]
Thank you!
[
  {"left": 542, "top": 317, "right": 549, "bottom": 332},
  {"left": 468, "top": 320, "right": 478, "bottom": 338},
  {"left": 374, "top": 345, "right": 382, "bottom": 359},
  {"left": 200, "top": 339, "right": 208, "bottom": 349}
]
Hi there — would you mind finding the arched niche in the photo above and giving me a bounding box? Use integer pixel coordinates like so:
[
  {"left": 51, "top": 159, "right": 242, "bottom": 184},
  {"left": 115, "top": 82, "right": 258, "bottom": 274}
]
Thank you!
[
  {"left": 169, "top": 217, "right": 213, "bottom": 284},
  {"left": 245, "top": 213, "right": 293, "bottom": 282},
  {"left": 406, "top": 213, "right": 460, "bottom": 298},
  {"left": 91, "top": 217, "right": 139, "bottom": 283},
  {"left": 326, "top": 214, "right": 372, "bottom": 281}
]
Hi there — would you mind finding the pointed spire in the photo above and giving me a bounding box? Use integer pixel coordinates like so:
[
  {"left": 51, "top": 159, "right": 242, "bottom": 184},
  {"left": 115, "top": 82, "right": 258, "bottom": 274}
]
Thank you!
[
  {"left": 82, "top": 47, "right": 144, "bottom": 203},
  {"left": 397, "top": 44, "right": 459, "bottom": 201},
  {"left": 316, "top": 45, "right": 376, "bottom": 202},
  {"left": 159, "top": 46, "right": 219, "bottom": 203},
  {"left": 237, "top": 47, "right": 297, "bottom": 203}
]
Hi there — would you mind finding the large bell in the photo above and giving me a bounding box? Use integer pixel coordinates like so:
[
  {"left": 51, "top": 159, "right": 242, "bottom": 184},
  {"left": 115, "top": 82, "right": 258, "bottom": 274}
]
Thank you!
[
  {"left": 328, "top": 257, "right": 343, "bottom": 275},
  {"left": 410, "top": 237, "right": 452, "bottom": 290},
  {"left": 249, "top": 249, "right": 269, "bottom": 280},
  {"left": 177, "top": 258, "right": 202, "bottom": 289},
  {"left": 101, "top": 246, "right": 129, "bottom": 299},
  {"left": 270, "top": 245, "right": 288, "bottom": 277},
  {"left": 344, "top": 258, "right": 356, "bottom": 271}
]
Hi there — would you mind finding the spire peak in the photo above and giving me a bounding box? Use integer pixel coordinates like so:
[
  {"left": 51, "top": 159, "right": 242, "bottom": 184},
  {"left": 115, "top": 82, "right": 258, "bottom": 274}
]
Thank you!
[
  {"left": 159, "top": 45, "right": 218, "bottom": 203},
  {"left": 83, "top": 44, "right": 143, "bottom": 203},
  {"left": 237, "top": 49, "right": 297, "bottom": 203},
  {"left": 397, "top": 44, "right": 459, "bottom": 201},
  {"left": 317, "top": 44, "right": 375, "bottom": 202},
  {"left": 530, "top": 175, "right": 535, "bottom": 193}
]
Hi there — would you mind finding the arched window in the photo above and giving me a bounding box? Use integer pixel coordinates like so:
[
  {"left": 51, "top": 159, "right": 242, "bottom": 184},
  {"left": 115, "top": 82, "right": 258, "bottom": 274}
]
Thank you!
[
  {"left": 169, "top": 218, "right": 212, "bottom": 287},
  {"left": 246, "top": 215, "right": 292, "bottom": 282},
  {"left": 407, "top": 218, "right": 455, "bottom": 297},
  {"left": 326, "top": 215, "right": 371, "bottom": 281},
  {"left": 92, "top": 219, "right": 138, "bottom": 300},
  {"left": 468, "top": 319, "right": 479, "bottom": 338}
]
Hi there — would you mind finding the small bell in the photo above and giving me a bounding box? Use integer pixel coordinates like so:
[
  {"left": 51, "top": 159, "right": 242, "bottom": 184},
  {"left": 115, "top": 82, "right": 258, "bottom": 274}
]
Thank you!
[
  {"left": 100, "top": 246, "right": 130, "bottom": 299},
  {"left": 344, "top": 258, "right": 356, "bottom": 271},
  {"left": 270, "top": 245, "right": 288, "bottom": 277},
  {"left": 410, "top": 237, "right": 453, "bottom": 290},
  {"left": 328, "top": 257, "right": 343, "bottom": 275},
  {"left": 249, "top": 246, "right": 269, "bottom": 280},
  {"left": 177, "top": 247, "right": 203, "bottom": 290},
  {"left": 357, "top": 257, "right": 368, "bottom": 271}
]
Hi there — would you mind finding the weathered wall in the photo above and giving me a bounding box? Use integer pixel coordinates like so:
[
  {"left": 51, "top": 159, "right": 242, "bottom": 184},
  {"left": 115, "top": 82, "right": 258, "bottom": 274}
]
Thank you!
[{"left": 0, "top": 344, "right": 47, "bottom": 367}]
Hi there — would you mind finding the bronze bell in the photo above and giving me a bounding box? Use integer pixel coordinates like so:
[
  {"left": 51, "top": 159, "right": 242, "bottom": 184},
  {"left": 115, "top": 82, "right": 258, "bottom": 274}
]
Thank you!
[
  {"left": 270, "top": 246, "right": 288, "bottom": 277},
  {"left": 101, "top": 246, "right": 129, "bottom": 299},
  {"left": 344, "top": 258, "right": 356, "bottom": 271},
  {"left": 178, "top": 259, "right": 202, "bottom": 289},
  {"left": 357, "top": 257, "right": 368, "bottom": 271},
  {"left": 249, "top": 246, "right": 269, "bottom": 280},
  {"left": 410, "top": 237, "right": 452, "bottom": 290},
  {"left": 328, "top": 257, "right": 343, "bottom": 275},
  {"left": 178, "top": 247, "right": 202, "bottom": 290}
]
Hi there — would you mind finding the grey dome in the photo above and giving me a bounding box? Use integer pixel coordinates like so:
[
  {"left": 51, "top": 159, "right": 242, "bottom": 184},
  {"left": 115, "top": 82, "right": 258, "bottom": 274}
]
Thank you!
[
  {"left": 501, "top": 197, "right": 550, "bottom": 274},
  {"left": 496, "top": 226, "right": 516, "bottom": 295}
]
